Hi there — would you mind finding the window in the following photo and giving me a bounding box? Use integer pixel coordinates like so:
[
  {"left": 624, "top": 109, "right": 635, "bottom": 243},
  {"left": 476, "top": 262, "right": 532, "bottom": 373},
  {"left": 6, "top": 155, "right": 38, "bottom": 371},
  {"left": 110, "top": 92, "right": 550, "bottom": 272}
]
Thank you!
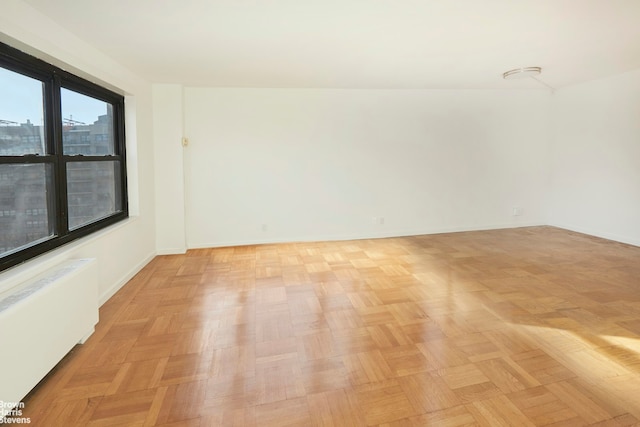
[{"left": 0, "top": 42, "right": 127, "bottom": 271}]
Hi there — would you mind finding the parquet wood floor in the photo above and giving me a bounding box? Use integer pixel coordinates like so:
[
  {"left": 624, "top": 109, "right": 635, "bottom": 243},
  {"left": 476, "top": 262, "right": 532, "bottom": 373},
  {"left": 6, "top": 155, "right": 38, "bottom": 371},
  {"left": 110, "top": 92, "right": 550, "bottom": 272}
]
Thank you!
[{"left": 16, "top": 226, "right": 640, "bottom": 426}]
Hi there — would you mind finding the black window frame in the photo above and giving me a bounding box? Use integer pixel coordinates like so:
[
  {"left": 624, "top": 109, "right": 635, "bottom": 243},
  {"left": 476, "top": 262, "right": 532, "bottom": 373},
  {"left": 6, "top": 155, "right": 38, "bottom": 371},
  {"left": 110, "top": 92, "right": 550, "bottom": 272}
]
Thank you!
[{"left": 0, "top": 42, "right": 128, "bottom": 272}]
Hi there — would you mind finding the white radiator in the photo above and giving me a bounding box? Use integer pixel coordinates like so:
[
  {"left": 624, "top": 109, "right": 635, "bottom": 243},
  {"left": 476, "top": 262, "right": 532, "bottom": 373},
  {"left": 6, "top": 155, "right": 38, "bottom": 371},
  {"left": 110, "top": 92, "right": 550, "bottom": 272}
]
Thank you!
[{"left": 0, "top": 259, "right": 98, "bottom": 404}]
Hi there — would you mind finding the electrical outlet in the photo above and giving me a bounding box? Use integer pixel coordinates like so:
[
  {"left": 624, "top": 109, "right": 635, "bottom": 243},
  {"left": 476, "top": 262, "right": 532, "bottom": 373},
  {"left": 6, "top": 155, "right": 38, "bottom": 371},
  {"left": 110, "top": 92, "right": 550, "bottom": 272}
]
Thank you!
[
  {"left": 512, "top": 207, "right": 523, "bottom": 216},
  {"left": 379, "top": 217, "right": 385, "bottom": 225},
  {"left": 261, "top": 224, "right": 268, "bottom": 232}
]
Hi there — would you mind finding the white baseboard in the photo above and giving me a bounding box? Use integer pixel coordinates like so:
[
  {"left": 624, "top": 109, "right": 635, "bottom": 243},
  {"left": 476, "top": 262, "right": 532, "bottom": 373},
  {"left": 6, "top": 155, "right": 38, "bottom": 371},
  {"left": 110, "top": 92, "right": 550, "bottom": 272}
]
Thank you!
[
  {"left": 156, "top": 247, "right": 187, "bottom": 255},
  {"left": 99, "top": 251, "right": 156, "bottom": 306},
  {"left": 548, "top": 222, "right": 640, "bottom": 248},
  {"left": 188, "top": 221, "right": 546, "bottom": 249}
]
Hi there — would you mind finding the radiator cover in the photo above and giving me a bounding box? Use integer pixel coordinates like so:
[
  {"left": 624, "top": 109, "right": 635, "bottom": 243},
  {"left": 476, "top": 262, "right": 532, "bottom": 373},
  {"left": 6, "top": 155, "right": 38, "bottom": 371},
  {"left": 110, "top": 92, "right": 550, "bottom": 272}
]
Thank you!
[{"left": 0, "top": 259, "right": 98, "bottom": 404}]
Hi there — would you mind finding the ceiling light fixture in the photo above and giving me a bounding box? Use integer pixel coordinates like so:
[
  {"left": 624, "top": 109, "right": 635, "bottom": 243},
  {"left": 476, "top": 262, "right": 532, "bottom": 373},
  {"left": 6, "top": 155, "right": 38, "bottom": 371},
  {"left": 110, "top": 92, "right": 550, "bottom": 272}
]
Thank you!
[
  {"left": 502, "top": 66, "right": 554, "bottom": 91},
  {"left": 503, "top": 67, "right": 541, "bottom": 79}
]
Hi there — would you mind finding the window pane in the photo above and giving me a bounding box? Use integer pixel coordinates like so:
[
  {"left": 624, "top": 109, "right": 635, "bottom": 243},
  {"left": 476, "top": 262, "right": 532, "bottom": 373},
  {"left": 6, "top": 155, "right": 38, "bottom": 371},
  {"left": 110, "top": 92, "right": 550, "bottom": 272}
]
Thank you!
[
  {"left": 61, "top": 88, "right": 114, "bottom": 155},
  {"left": 67, "top": 161, "right": 121, "bottom": 230},
  {"left": 0, "top": 164, "right": 54, "bottom": 256},
  {"left": 0, "top": 67, "right": 46, "bottom": 155}
]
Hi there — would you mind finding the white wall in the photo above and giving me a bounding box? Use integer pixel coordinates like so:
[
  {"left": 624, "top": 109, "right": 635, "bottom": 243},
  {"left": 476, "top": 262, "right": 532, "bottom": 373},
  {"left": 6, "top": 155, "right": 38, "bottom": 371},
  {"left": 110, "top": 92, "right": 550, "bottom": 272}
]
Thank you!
[
  {"left": 153, "top": 84, "right": 187, "bottom": 254},
  {"left": 549, "top": 69, "right": 640, "bottom": 246},
  {"left": 183, "top": 88, "right": 551, "bottom": 248},
  {"left": 1, "top": 0, "right": 156, "bottom": 303}
]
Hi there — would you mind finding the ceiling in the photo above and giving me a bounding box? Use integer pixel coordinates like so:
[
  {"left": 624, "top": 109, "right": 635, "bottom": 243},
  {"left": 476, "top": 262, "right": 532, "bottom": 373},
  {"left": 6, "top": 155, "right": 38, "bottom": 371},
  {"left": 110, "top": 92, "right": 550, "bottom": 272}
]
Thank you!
[{"left": 23, "top": 0, "right": 640, "bottom": 89}]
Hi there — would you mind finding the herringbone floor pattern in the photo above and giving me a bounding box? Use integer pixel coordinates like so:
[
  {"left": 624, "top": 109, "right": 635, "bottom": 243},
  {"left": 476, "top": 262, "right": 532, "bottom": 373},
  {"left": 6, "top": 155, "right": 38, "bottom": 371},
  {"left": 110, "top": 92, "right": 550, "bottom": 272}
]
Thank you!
[{"left": 18, "top": 226, "right": 640, "bottom": 426}]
